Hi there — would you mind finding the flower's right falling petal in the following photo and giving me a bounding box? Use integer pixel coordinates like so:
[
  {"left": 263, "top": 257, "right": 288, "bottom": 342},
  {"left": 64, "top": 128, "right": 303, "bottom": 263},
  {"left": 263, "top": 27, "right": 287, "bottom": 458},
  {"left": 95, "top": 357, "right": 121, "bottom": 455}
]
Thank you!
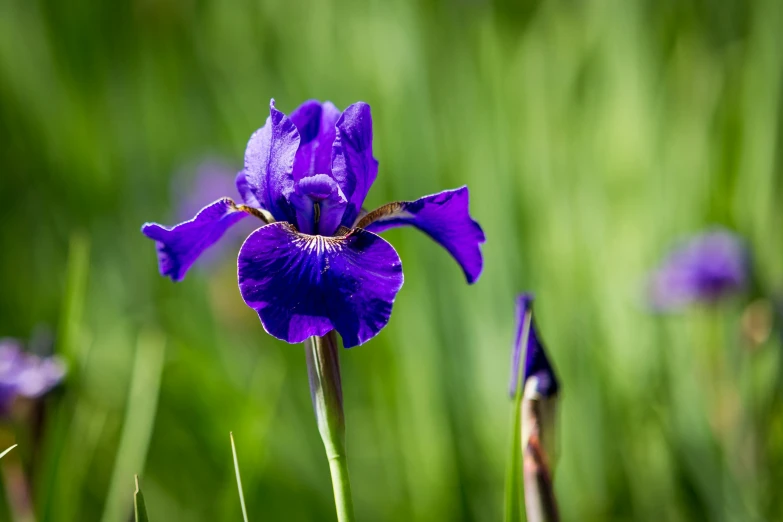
[
  {"left": 142, "top": 198, "right": 248, "bottom": 282},
  {"left": 360, "top": 186, "right": 485, "bottom": 284},
  {"left": 238, "top": 223, "right": 403, "bottom": 348}
]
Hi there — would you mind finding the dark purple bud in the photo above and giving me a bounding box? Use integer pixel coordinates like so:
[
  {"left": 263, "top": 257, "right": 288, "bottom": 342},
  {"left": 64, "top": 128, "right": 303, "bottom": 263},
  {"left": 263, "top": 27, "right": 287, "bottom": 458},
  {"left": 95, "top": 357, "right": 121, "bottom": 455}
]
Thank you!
[{"left": 508, "top": 294, "right": 559, "bottom": 399}]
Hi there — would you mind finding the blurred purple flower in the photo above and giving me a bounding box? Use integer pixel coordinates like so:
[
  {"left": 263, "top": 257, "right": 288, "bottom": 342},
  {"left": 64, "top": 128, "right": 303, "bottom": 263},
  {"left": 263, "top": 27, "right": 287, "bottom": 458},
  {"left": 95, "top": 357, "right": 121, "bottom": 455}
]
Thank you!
[
  {"left": 509, "top": 294, "right": 559, "bottom": 398},
  {"left": 174, "top": 160, "right": 241, "bottom": 221},
  {"left": 171, "top": 159, "right": 257, "bottom": 270},
  {"left": 0, "top": 339, "right": 65, "bottom": 416},
  {"left": 142, "top": 99, "right": 485, "bottom": 347},
  {"left": 648, "top": 228, "right": 748, "bottom": 310}
]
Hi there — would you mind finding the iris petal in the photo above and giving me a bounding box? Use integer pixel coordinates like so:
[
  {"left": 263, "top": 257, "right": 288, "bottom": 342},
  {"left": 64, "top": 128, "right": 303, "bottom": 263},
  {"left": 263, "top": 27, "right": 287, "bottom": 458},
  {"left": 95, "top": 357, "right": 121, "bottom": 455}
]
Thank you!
[
  {"left": 142, "top": 198, "right": 248, "bottom": 282},
  {"left": 331, "top": 102, "right": 379, "bottom": 227},
  {"left": 237, "top": 222, "right": 404, "bottom": 348},
  {"left": 360, "top": 186, "right": 485, "bottom": 284},
  {"left": 235, "top": 169, "right": 261, "bottom": 208},
  {"left": 290, "top": 174, "right": 347, "bottom": 236},
  {"left": 290, "top": 100, "right": 341, "bottom": 182},
  {"left": 238, "top": 99, "right": 300, "bottom": 222},
  {"left": 508, "top": 294, "right": 558, "bottom": 398}
]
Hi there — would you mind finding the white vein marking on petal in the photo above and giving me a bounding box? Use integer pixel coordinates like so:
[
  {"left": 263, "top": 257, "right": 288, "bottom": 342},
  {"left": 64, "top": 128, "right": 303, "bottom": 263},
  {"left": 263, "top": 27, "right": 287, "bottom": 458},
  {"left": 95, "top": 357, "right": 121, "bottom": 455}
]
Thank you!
[{"left": 293, "top": 233, "right": 342, "bottom": 256}]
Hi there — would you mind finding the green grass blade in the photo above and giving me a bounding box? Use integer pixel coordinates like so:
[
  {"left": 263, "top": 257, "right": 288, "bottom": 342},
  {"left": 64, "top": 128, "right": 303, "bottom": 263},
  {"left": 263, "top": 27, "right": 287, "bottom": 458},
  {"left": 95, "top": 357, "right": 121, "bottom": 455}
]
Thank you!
[
  {"left": 100, "top": 330, "right": 166, "bottom": 522},
  {"left": 504, "top": 399, "right": 524, "bottom": 522},
  {"left": 134, "top": 475, "right": 150, "bottom": 522},
  {"left": 504, "top": 310, "right": 532, "bottom": 522},
  {"left": 0, "top": 444, "right": 17, "bottom": 460},
  {"left": 37, "top": 232, "right": 92, "bottom": 521},
  {"left": 230, "top": 432, "right": 250, "bottom": 522},
  {"left": 57, "top": 232, "right": 90, "bottom": 364}
]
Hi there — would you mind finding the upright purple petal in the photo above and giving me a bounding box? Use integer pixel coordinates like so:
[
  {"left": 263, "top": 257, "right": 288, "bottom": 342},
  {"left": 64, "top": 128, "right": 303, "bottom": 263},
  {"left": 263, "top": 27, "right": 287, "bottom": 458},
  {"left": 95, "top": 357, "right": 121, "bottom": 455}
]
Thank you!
[
  {"left": 647, "top": 228, "right": 748, "bottom": 310},
  {"left": 238, "top": 222, "right": 404, "bottom": 348},
  {"left": 290, "top": 100, "right": 341, "bottom": 182},
  {"left": 239, "top": 100, "right": 300, "bottom": 223},
  {"left": 361, "top": 187, "right": 485, "bottom": 284},
  {"left": 508, "top": 294, "right": 558, "bottom": 398},
  {"left": 331, "top": 102, "right": 379, "bottom": 227},
  {"left": 235, "top": 169, "right": 262, "bottom": 208},
  {"left": 142, "top": 198, "right": 248, "bottom": 282}
]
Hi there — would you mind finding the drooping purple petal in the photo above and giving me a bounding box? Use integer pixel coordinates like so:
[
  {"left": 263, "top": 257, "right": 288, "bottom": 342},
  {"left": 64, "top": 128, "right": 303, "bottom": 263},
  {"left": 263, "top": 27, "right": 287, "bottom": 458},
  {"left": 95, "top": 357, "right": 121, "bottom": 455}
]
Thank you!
[
  {"left": 508, "top": 294, "right": 558, "bottom": 398},
  {"left": 237, "top": 222, "right": 404, "bottom": 348},
  {"left": 360, "top": 186, "right": 485, "bottom": 284},
  {"left": 647, "top": 228, "right": 748, "bottom": 310},
  {"left": 238, "top": 99, "right": 300, "bottom": 223},
  {"left": 290, "top": 174, "right": 348, "bottom": 236},
  {"left": 331, "top": 102, "right": 379, "bottom": 227},
  {"left": 290, "top": 100, "right": 341, "bottom": 182},
  {"left": 142, "top": 198, "right": 248, "bottom": 282}
]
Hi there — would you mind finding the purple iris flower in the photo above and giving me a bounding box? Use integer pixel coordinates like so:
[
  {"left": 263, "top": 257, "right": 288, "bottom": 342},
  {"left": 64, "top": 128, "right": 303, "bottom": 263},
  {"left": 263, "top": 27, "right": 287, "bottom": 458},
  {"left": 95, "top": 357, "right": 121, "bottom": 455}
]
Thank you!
[
  {"left": 142, "top": 99, "right": 485, "bottom": 347},
  {"left": 508, "top": 294, "right": 558, "bottom": 398},
  {"left": 0, "top": 338, "right": 65, "bottom": 416},
  {"left": 647, "top": 228, "right": 748, "bottom": 310}
]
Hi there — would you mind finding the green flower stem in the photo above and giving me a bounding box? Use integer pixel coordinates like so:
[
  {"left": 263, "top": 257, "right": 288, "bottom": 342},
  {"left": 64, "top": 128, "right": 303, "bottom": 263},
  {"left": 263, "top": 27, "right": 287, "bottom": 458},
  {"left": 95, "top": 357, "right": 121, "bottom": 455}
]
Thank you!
[{"left": 305, "top": 331, "right": 355, "bottom": 522}]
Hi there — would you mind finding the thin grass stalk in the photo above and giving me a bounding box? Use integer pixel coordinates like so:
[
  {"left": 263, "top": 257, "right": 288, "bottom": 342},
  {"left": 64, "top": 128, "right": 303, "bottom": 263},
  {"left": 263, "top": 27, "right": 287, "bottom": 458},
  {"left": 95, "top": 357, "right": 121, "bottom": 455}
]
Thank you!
[
  {"left": 230, "top": 433, "right": 250, "bottom": 522},
  {"left": 503, "top": 309, "right": 532, "bottom": 522}
]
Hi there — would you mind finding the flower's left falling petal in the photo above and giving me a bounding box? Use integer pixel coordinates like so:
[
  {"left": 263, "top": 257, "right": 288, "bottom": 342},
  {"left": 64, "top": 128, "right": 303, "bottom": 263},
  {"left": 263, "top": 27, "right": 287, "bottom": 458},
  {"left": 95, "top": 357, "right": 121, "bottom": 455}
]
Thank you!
[
  {"left": 238, "top": 222, "right": 403, "bottom": 348},
  {"left": 360, "top": 186, "right": 485, "bottom": 284},
  {"left": 142, "top": 198, "right": 248, "bottom": 282}
]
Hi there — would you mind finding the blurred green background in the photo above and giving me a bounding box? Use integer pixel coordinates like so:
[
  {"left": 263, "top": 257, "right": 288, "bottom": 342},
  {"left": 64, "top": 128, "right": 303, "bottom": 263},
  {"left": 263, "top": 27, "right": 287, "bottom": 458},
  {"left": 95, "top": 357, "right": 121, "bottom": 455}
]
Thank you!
[{"left": 1, "top": 0, "right": 782, "bottom": 520}]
